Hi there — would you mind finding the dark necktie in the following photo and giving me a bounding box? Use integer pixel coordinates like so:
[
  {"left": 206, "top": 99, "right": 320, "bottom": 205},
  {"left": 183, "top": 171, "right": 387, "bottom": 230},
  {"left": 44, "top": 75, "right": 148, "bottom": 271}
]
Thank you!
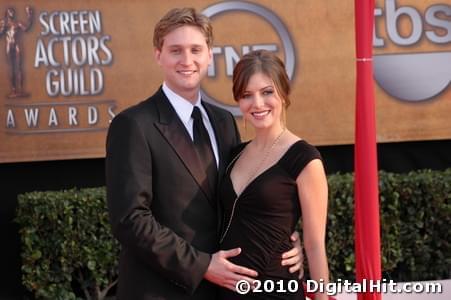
[{"left": 191, "top": 106, "right": 217, "bottom": 195}]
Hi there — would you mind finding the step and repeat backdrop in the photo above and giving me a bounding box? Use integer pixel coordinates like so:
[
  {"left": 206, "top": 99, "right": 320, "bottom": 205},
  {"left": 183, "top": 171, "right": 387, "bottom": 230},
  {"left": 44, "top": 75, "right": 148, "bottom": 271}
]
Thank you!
[{"left": 0, "top": 0, "right": 450, "bottom": 162}]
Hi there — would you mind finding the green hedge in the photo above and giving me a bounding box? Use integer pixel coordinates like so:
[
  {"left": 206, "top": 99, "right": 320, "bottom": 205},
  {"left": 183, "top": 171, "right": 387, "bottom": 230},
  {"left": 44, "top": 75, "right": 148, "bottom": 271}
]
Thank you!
[
  {"left": 15, "top": 169, "right": 451, "bottom": 299},
  {"left": 15, "top": 188, "right": 119, "bottom": 300},
  {"left": 327, "top": 168, "right": 451, "bottom": 281}
]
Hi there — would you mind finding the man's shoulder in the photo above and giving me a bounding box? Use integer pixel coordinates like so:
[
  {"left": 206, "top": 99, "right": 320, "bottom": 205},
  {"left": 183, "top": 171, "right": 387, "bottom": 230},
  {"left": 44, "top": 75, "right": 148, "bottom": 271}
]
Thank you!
[{"left": 115, "top": 91, "right": 163, "bottom": 121}]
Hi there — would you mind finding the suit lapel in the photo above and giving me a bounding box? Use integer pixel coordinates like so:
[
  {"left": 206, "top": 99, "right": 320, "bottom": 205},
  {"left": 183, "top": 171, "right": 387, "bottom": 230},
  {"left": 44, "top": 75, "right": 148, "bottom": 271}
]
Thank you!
[
  {"left": 202, "top": 101, "right": 228, "bottom": 182},
  {"left": 153, "top": 90, "right": 213, "bottom": 201},
  {"left": 203, "top": 101, "right": 231, "bottom": 236}
]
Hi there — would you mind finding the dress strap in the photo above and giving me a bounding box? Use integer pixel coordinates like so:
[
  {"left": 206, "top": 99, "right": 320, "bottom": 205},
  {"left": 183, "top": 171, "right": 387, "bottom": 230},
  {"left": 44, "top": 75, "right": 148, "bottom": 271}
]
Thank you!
[{"left": 279, "top": 140, "right": 323, "bottom": 179}]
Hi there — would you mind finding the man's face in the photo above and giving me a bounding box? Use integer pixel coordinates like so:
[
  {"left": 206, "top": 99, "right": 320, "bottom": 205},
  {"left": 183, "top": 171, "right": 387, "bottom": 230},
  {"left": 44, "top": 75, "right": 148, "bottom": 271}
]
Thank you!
[{"left": 155, "top": 25, "right": 212, "bottom": 102}]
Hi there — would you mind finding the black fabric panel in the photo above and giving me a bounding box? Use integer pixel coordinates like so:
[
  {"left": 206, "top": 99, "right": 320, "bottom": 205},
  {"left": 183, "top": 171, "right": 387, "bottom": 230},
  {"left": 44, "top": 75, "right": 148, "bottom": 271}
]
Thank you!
[{"left": 319, "top": 139, "right": 451, "bottom": 174}]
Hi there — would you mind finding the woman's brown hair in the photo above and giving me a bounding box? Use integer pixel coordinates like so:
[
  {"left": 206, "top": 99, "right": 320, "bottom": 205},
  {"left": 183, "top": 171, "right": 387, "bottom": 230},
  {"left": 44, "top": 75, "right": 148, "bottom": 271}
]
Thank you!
[{"left": 232, "top": 50, "right": 291, "bottom": 108}]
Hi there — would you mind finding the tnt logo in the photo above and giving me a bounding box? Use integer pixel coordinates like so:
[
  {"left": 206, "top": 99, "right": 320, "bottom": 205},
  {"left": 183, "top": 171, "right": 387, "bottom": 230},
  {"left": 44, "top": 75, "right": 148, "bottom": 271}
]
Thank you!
[{"left": 201, "top": 1, "right": 295, "bottom": 115}]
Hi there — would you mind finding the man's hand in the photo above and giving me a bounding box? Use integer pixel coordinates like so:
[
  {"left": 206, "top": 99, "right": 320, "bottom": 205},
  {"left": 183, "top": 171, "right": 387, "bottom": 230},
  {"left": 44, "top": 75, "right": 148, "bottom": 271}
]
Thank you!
[
  {"left": 281, "top": 231, "right": 304, "bottom": 276},
  {"left": 204, "top": 248, "right": 258, "bottom": 291}
]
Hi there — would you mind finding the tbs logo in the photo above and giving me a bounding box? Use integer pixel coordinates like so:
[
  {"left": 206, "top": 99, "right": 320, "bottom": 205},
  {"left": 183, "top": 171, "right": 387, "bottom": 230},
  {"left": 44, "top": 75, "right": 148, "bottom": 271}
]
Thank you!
[{"left": 373, "top": 0, "right": 451, "bottom": 102}]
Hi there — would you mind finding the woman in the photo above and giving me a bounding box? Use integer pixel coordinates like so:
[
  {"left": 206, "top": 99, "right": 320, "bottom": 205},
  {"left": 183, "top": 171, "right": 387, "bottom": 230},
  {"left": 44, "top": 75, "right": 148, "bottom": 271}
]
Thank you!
[{"left": 219, "top": 50, "right": 329, "bottom": 299}]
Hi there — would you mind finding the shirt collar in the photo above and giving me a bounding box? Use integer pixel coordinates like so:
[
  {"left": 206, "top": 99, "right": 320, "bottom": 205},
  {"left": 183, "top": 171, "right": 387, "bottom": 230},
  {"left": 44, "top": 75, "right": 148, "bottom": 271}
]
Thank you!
[{"left": 162, "top": 82, "right": 202, "bottom": 126}]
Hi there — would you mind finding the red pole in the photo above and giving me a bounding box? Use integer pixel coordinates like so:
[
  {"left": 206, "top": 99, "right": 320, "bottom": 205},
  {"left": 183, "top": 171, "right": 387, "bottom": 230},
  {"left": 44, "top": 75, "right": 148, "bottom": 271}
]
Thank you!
[{"left": 354, "top": 0, "right": 382, "bottom": 299}]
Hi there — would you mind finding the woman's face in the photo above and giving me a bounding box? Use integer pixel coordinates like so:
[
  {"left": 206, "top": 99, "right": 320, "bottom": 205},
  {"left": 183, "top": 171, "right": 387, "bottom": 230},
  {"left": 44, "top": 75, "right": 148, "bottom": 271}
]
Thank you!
[{"left": 238, "top": 72, "right": 283, "bottom": 130}]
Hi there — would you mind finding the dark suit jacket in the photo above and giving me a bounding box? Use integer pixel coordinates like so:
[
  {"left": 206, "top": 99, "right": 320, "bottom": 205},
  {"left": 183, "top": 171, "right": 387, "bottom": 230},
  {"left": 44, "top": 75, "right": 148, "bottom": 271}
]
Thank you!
[{"left": 106, "top": 87, "right": 240, "bottom": 300}]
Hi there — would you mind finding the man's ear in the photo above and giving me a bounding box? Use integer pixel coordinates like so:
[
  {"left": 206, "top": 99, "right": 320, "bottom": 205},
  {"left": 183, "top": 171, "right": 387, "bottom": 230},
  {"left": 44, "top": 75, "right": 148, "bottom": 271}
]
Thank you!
[
  {"left": 154, "top": 48, "right": 161, "bottom": 65},
  {"left": 208, "top": 48, "right": 213, "bottom": 65}
]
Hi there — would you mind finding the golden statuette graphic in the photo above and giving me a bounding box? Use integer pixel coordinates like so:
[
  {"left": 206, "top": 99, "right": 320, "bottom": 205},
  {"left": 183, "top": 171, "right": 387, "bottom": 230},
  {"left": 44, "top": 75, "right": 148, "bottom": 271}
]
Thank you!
[{"left": 0, "top": 6, "right": 33, "bottom": 98}]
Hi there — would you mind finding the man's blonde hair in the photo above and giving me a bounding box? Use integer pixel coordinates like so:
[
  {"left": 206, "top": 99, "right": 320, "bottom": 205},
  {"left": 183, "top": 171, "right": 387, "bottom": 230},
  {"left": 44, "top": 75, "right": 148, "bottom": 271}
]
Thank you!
[{"left": 153, "top": 7, "right": 213, "bottom": 50}]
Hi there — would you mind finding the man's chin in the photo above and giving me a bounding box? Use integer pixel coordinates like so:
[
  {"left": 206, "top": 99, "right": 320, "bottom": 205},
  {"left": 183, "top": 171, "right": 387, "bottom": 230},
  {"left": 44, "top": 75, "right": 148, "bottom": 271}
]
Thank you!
[{"left": 181, "top": 82, "right": 201, "bottom": 92}]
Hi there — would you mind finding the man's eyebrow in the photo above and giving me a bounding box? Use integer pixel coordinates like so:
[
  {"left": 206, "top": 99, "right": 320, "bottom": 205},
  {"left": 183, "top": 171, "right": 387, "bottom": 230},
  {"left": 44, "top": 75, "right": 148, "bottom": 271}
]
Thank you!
[{"left": 166, "top": 44, "right": 204, "bottom": 48}]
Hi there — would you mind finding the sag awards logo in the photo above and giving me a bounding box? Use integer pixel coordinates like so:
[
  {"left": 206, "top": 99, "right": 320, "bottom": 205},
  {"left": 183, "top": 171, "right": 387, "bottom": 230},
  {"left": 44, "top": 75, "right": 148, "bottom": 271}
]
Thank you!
[
  {"left": 373, "top": 0, "right": 451, "bottom": 102},
  {"left": 201, "top": 1, "right": 296, "bottom": 116},
  {"left": 2, "top": 6, "right": 116, "bottom": 134}
]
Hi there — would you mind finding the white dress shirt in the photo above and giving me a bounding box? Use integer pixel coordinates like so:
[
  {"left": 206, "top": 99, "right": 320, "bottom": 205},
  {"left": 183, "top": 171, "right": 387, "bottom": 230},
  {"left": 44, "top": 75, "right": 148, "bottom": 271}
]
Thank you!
[{"left": 162, "top": 83, "right": 219, "bottom": 166}]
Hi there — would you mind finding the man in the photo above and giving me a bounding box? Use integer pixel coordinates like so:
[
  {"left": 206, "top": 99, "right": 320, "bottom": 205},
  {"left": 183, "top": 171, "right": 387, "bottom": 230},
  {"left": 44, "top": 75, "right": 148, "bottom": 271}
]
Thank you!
[{"left": 106, "top": 7, "right": 301, "bottom": 300}]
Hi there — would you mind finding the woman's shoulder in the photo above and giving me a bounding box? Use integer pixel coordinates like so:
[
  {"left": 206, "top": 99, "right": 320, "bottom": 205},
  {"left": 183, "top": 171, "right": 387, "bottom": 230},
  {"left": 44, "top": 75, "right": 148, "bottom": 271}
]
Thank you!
[
  {"left": 287, "top": 139, "right": 321, "bottom": 159},
  {"left": 280, "top": 138, "right": 323, "bottom": 178}
]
